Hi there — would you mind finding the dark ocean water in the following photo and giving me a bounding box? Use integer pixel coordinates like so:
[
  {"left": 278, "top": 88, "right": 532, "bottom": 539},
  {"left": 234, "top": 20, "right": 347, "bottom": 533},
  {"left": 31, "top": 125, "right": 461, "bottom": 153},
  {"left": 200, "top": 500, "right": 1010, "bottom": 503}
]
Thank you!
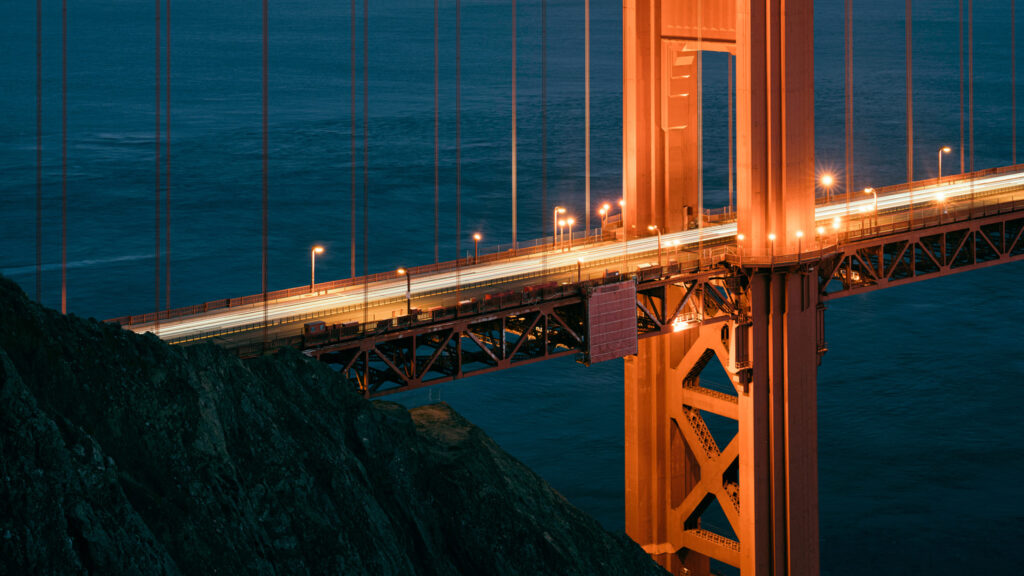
[{"left": 2, "top": 1, "right": 1022, "bottom": 573}]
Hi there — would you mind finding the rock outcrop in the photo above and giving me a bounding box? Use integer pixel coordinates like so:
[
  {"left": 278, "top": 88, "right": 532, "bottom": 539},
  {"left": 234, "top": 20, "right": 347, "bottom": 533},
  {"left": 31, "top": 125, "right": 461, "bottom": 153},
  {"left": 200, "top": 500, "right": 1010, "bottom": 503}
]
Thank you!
[{"left": 0, "top": 276, "right": 665, "bottom": 575}]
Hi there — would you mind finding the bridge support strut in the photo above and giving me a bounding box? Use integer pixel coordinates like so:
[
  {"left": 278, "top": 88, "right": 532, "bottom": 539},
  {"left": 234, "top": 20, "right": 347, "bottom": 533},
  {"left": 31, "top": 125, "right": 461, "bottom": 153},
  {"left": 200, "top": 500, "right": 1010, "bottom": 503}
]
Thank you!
[{"left": 625, "top": 270, "right": 820, "bottom": 575}]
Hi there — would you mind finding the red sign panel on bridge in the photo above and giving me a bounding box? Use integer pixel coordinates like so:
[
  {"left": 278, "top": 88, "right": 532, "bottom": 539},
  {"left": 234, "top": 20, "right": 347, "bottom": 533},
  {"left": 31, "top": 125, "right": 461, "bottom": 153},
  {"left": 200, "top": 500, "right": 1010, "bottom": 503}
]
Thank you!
[{"left": 585, "top": 280, "right": 638, "bottom": 364}]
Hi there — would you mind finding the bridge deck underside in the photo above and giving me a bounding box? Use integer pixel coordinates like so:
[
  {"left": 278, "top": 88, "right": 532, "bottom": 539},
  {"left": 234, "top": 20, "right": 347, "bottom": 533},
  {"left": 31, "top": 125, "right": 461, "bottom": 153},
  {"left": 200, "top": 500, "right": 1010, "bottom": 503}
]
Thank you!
[{"left": 822, "top": 205, "right": 1024, "bottom": 299}]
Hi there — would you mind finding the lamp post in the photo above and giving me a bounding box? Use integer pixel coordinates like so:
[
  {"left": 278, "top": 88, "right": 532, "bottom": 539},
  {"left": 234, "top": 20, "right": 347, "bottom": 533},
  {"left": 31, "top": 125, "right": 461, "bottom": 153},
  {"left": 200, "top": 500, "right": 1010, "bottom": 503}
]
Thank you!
[
  {"left": 938, "top": 146, "right": 952, "bottom": 180},
  {"left": 648, "top": 224, "right": 662, "bottom": 267},
  {"left": 768, "top": 233, "right": 776, "bottom": 268},
  {"left": 736, "top": 233, "right": 744, "bottom": 266},
  {"left": 557, "top": 219, "right": 567, "bottom": 251},
  {"left": 796, "top": 230, "right": 804, "bottom": 264},
  {"left": 567, "top": 217, "right": 575, "bottom": 250},
  {"left": 864, "top": 187, "right": 877, "bottom": 228},
  {"left": 598, "top": 202, "right": 610, "bottom": 230},
  {"left": 397, "top": 267, "right": 411, "bottom": 314},
  {"left": 816, "top": 226, "right": 825, "bottom": 256},
  {"left": 821, "top": 173, "right": 835, "bottom": 203},
  {"left": 473, "top": 232, "right": 482, "bottom": 264},
  {"left": 576, "top": 257, "right": 583, "bottom": 283},
  {"left": 832, "top": 216, "right": 842, "bottom": 246},
  {"left": 310, "top": 245, "right": 325, "bottom": 293},
  {"left": 553, "top": 206, "right": 566, "bottom": 247}
]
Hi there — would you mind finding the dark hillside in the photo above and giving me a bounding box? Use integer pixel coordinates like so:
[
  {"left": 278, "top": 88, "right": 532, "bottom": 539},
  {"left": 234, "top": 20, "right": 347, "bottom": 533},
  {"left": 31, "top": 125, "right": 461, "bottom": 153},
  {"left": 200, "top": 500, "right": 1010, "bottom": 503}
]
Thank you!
[{"left": 0, "top": 276, "right": 664, "bottom": 575}]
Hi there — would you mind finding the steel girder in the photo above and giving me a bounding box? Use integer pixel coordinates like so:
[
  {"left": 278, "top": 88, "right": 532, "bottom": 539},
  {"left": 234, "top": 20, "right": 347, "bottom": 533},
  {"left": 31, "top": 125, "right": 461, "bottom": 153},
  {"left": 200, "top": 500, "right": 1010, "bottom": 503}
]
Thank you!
[
  {"left": 821, "top": 209, "right": 1024, "bottom": 300},
  {"left": 309, "top": 298, "right": 587, "bottom": 397}
]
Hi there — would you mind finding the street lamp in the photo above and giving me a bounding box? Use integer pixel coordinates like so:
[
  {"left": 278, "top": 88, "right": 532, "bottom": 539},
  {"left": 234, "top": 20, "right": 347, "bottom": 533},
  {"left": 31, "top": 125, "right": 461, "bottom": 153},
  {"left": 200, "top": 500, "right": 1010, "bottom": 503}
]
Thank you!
[
  {"left": 768, "top": 233, "right": 776, "bottom": 268},
  {"left": 599, "top": 202, "right": 611, "bottom": 227},
  {"left": 796, "top": 230, "right": 804, "bottom": 264},
  {"left": 864, "top": 187, "right": 877, "bottom": 228},
  {"left": 567, "top": 217, "right": 576, "bottom": 250},
  {"left": 820, "top": 173, "right": 835, "bottom": 203},
  {"left": 310, "top": 245, "right": 325, "bottom": 293},
  {"left": 816, "top": 226, "right": 825, "bottom": 255},
  {"left": 938, "top": 146, "right": 952, "bottom": 180},
  {"left": 648, "top": 224, "right": 662, "bottom": 267},
  {"left": 473, "top": 232, "right": 482, "bottom": 263},
  {"left": 553, "top": 206, "right": 566, "bottom": 247},
  {"left": 558, "top": 218, "right": 567, "bottom": 250},
  {"left": 396, "top": 267, "right": 411, "bottom": 314},
  {"left": 736, "top": 233, "right": 745, "bottom": 265}
]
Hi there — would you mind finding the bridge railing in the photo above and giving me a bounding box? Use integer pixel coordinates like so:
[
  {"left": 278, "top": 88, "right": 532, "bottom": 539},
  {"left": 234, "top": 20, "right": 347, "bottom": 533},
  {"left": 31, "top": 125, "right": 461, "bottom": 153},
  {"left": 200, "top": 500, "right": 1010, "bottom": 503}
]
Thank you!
[
  {"left": 108, "top": 164, "right": 1024, "bottom": 328},
  {"left": 735, "top": 193, "right": 1024, "bottom": 267},
  {"left": 107, "top": 225, "right": 620, "bottom": 328},
  {"left": 214, "top": 245, "right": 740, "bottom": 358},
  {"left": 166, "top": 241, "right": 738, "bottom": 349}
]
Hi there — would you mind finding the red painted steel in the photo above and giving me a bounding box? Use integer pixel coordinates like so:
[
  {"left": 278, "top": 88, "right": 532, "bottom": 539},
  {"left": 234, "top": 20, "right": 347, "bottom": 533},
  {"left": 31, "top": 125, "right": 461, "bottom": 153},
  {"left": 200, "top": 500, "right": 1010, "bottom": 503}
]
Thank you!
[{"left": 585, "top": 281, "right": 638, "bottom": 364}]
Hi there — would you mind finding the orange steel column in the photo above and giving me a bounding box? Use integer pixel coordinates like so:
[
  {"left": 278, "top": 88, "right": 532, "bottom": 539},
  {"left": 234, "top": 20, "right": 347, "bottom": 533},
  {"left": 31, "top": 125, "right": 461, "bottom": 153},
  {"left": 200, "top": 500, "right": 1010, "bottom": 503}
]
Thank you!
[
  {"left": 735, "top": 0, "right": 815, "bottom": 255},
  {"left": 740, "top": 271, "right": 820, "bottom": 574},
  {"left": 623, "top": 0, "right": 819, "bottom": 575},
  {"left": 623, "top": 0, "right": 736, "bottom": 235},
  {"left": 733, "top": 1, "right": 819, "bottom": 569},
  {"left": 624, "top": 309, "right": 709, "bottom": 574}
]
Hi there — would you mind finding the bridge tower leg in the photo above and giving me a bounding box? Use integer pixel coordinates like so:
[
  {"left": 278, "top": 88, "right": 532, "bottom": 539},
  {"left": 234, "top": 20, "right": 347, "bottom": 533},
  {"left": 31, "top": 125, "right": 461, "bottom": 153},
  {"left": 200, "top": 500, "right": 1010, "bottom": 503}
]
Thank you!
[{"left": 623, "top": 1, "right": 819, "bottom": 574}]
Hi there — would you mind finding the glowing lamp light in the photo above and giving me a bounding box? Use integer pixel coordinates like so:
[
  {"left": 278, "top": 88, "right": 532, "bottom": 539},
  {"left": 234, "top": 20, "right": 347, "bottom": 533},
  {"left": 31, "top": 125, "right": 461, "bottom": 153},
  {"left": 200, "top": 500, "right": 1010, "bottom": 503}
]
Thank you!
[{"left": 671, "top": 317, "right": 698, "bottom": 332}]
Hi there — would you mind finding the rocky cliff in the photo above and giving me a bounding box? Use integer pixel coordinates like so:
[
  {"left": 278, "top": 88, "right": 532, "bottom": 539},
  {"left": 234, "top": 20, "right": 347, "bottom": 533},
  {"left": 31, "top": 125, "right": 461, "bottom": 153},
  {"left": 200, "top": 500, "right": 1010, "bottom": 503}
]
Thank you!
[{"left": 0, "top": 276, "right": 665, "bottom": 575}]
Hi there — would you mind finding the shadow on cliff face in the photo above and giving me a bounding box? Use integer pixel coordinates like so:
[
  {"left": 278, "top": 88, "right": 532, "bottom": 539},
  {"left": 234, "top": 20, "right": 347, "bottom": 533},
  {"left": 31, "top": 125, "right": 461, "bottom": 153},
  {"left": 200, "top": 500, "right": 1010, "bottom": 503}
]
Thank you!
[{"left": 0, "top": 276, "right": 666, "bottom": 575}]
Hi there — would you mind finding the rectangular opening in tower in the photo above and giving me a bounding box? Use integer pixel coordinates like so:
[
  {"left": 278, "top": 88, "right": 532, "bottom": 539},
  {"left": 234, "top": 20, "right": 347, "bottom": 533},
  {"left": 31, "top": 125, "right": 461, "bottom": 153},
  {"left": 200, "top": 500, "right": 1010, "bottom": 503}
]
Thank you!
[{"left": 585, "top": 280, "right": 638, "bottom": 364}]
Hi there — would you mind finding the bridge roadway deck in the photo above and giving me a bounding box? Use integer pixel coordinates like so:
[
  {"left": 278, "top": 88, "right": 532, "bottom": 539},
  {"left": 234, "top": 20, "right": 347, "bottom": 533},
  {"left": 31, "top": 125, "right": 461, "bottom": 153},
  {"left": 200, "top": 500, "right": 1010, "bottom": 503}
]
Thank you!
[{"left": 113, "top": 165, "right": 1024, "bottom": 351}]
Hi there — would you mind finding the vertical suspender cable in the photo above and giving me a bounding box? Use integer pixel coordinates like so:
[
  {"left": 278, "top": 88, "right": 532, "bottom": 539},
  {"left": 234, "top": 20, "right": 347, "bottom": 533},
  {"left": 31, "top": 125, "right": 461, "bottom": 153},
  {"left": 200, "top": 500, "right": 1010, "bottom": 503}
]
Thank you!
[
  {"left": 361, "top": 0, "right": 371, "bottom": 322},
  {"left": 1013, "top": 0, "right": 1017, "bottom": 164},
  {"left": 262, "top": 0, "right": 268, "bottom": 342},
  {"left": 906, "top": 0, "right": 913, "bottom": 224},
  {"left": 584, "top": 0, "right": 590, "bottom": 236},
  {"left": 541, "top": 0, "right": 547, "bottom": 235},
  {"left": 435, "top": 0, "right": 440, "bottom": 262},
  {"left": 845, "top": 0, "right": 853, "bottom": 219},
  {"left": 455, "top": 0, "right": 462, "bottom": 292},
  {"left": 970, "top": 0, "right": 975, "bottom": 208},
  {"left": 36, "top": 0, "right": 42, "bottom": 303},
  {"left": 960, "top": 0, "right": 965, "bottom": 173},
  {"left": 61, "top": 0, "right": 67, "bottom": 313},
  {"left": 350, "top": 0, "right": 357, "bottom": 278},
  {"left": 728, "top": 54, "right": 734, "bottom": 216},
  {"left": 165, "top": 0, "right": 171, "bottom": 310},
  {"left": 512, "top": 0, "right": 518, "bottom": 249},
  {"left": 155, "top": 0, "right": 162, "bottom": 333}
]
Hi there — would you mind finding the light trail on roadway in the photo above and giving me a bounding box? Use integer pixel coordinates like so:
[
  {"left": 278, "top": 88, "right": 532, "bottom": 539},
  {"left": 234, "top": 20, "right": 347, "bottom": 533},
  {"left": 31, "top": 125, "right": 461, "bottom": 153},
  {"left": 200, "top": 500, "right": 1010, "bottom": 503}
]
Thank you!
[{"left": 130, "top": 168, "right": 1024, "bottom": 342}]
